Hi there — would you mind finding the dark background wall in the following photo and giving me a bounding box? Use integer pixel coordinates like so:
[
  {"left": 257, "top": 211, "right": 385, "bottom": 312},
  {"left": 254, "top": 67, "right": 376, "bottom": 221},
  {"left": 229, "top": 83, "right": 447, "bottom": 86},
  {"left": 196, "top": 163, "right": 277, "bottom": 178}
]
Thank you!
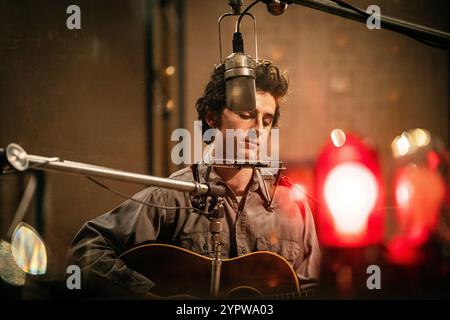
[
  {"left": 0, "top": 0, "right": 149, "bottom": 275},
  {"left": 0, "top": 0, "right": 448, "bottom": 292}
]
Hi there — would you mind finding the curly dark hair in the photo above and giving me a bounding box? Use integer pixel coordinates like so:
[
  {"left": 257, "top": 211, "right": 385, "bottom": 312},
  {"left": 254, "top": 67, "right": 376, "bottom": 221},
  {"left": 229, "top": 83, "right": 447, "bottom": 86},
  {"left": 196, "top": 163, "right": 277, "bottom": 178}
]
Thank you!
[{"left": 195, "top": 60, "right": 288, "bottom": 138}]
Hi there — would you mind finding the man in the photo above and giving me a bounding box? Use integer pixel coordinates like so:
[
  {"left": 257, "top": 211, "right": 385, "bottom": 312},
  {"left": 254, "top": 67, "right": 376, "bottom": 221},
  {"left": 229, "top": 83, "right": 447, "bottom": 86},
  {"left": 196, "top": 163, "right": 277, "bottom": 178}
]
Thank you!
[{"left": 67, "top": 60, "right": 321, "bottom": 299}]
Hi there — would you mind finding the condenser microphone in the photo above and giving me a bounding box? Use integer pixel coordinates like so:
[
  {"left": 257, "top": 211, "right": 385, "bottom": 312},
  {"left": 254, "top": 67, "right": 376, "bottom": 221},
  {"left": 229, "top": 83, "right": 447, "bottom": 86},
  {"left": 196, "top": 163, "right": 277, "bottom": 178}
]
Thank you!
[{"left": 224, "top": 32, "right": 257, "bottom": 112}]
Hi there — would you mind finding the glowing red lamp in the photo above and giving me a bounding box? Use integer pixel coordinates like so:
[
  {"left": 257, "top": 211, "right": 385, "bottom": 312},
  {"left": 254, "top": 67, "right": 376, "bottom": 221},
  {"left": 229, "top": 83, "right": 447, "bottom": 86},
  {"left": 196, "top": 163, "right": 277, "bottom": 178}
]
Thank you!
[
  {"left": 315, "top": 132, "right": 385, "bottom": 247},
  {"left": 388, "top": 164, "right": 446, "bottom": 265}
]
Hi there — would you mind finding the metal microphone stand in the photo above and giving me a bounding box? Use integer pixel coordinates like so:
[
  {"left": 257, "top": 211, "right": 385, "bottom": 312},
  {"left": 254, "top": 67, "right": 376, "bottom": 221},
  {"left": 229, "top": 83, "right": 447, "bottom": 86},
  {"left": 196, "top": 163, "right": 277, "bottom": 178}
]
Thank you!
[
  {"left": 207, "top": 195, "right": 225, "bottom": 298},
  {"left": 1, "top": 143, "right": 228, "bottom": 298},
  {"left": 0, "top": 143, "right": 226, "bottom": 197},
  {"left": 203, "top": 159, "right": 284, "bottom": 297},
  {"left": 280, "top": 0, "right": 450, "bottom": 49},
  {"left": 287, "top": 0, "right": 449, "bottom": 47}
]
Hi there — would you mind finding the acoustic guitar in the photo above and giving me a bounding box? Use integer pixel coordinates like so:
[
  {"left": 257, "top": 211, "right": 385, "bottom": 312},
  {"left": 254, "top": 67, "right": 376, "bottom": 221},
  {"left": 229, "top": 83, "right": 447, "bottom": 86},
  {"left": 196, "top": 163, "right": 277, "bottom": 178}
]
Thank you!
[{"left": 119, "top": 243, "right": 315, "bottom": 299}]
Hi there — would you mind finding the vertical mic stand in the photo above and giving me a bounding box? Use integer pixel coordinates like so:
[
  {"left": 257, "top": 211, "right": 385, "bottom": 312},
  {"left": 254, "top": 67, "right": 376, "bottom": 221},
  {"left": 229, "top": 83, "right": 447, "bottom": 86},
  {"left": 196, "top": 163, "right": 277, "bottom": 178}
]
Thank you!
[{"left": 209, "top": 196, "right": 225, "bottom": 298}]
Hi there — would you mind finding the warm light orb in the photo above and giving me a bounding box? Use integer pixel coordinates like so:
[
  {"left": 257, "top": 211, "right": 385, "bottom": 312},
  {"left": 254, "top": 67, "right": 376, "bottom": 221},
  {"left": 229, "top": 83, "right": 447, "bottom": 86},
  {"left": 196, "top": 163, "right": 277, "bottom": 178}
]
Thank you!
[
  {"left": 165, "top": 66, "right": 176, "bottom": 76},
  {"left": 395, "top": 133, "right": 411, "bottom": 157},
  {"left": 331, "top": 129, "right": 346, "bottom": 147},
  {"left": 324, "top": 162, "right": 378, "bottom": 235},
  {"left": 412, "top": 128, "right": 430, "bottom": 147},
  {"left": 392, "top": 129, "right": 430, "bottom": 158}
]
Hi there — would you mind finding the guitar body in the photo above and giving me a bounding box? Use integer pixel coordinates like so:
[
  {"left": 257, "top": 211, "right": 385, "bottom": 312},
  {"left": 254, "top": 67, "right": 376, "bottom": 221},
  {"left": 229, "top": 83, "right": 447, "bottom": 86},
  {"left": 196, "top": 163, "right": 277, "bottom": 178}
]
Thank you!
[{"left": 119, "top": 243, "right": 300, "bottom": 299}]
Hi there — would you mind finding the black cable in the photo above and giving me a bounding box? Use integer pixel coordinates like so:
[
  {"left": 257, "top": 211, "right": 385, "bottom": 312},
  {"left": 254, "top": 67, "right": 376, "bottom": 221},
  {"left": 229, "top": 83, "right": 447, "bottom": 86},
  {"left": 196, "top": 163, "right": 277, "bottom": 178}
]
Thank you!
[
  {"left": 237, "top": 0, "right": 260, "bottom": 33},
  {"left": 86, "top": 176, "right": 210, "bottom": 217},
  {"left": 329, "top": 0, "right": 368, "bottom": 17},
  {"left": 402, "top": 33, "right": 448, "bottom": 50}
]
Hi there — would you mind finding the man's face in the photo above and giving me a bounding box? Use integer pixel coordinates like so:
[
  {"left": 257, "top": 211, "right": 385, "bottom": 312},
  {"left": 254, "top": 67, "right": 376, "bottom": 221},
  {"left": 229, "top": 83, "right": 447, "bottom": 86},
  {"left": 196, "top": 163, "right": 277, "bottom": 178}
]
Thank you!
[{"left": 217, "top": 91, "right": 277, "bottom": 162}]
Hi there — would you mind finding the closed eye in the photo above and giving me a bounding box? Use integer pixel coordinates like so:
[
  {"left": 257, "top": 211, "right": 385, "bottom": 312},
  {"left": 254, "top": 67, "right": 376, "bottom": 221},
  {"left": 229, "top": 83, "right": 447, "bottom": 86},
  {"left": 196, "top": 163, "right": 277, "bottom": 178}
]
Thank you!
[
  {"left": 238, "top": 112, "right": 255, "bottom": 120},
  {"left": 236, "top": 111, "right": 274, "bottom": 127}
]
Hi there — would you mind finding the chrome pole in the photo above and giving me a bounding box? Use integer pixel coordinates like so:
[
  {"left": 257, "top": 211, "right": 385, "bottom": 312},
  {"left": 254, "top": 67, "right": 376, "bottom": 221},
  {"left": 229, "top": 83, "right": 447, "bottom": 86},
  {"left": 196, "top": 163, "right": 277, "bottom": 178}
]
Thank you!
[{"left": 1, "top": 143, "right": 223, "bottom": 196}]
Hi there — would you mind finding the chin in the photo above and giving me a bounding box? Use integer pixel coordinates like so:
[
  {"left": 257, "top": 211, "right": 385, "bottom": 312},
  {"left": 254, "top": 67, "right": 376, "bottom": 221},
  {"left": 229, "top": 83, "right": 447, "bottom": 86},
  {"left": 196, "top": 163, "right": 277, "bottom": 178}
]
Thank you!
[{"left": 235, "top": 148, "right": 259, "bottom": 162}]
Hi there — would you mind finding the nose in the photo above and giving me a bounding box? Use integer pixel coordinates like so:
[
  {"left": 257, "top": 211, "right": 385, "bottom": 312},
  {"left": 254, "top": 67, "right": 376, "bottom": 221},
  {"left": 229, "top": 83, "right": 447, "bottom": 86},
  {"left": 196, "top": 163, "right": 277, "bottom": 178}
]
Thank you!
[
  {"left": 246, "top": 118, "right": 264, "bottom": 142},
  {"left": 253, "top": 116, "right": 264, "bottom": 131}
]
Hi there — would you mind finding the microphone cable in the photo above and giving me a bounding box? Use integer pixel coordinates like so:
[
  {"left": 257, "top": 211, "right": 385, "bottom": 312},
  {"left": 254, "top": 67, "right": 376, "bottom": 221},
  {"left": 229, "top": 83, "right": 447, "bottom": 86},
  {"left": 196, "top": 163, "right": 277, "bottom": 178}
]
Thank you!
[
  {"left": 86, "top": 176, "right": 210, "bottom": 217},
  {"left": 237, "top": 0, "right": 261, "bottom": 33}
]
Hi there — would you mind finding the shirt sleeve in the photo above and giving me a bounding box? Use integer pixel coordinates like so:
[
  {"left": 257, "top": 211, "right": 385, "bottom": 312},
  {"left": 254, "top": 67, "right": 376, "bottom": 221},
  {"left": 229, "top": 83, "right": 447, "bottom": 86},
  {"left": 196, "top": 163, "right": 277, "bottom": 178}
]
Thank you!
[
  {"left": 293, "top": 198, "right": 322, "bottom": 292},
  {"left": 66, "top": 187, "right": 169, "bottom": 298}
]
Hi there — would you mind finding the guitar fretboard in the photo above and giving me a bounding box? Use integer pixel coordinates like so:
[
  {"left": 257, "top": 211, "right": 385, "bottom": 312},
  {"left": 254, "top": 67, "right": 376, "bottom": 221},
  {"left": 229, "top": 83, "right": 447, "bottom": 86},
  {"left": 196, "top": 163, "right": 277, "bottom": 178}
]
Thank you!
[{"left": 269, "top": 288, "right": 316, "bottom": 300}]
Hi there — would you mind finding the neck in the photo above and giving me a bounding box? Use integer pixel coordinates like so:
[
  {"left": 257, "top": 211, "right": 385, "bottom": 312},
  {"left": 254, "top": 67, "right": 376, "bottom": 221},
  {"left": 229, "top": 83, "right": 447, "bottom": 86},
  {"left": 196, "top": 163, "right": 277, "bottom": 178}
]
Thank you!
[{"left": 214, "top": 167, "right": 253, "bottom": 196}]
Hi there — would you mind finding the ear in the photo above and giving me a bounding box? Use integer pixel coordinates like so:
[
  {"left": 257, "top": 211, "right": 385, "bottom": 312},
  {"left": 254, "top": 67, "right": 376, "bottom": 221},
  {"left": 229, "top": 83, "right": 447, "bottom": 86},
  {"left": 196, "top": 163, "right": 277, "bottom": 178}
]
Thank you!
[{"left": 205, "top": 110, "right": 217, "bottom": 128}]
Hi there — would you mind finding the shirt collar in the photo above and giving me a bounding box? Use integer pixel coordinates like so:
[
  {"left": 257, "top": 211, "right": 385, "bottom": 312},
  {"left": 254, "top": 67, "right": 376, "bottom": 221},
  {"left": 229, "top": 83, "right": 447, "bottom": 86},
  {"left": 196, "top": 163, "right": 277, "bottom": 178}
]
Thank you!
[{"left": 196, "top": 162, "right": 271, "bottom": 202}]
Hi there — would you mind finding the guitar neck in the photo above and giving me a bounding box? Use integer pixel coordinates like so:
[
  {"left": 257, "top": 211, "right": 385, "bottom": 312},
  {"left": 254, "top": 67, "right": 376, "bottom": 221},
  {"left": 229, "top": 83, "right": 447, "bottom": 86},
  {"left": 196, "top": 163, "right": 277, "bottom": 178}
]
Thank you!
[{"left": 269, "top": 288, "right": 316, "bottom": 300}]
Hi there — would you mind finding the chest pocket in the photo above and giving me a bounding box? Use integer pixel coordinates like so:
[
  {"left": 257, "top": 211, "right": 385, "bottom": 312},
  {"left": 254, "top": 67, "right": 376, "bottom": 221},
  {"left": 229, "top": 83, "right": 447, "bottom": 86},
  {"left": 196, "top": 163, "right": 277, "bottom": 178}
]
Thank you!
[
  {"left": 179, "top": 231, "right": 229, "bottom": 258},
  {"left": 256, "top": 237, "right": 301, "bottom": 264}
]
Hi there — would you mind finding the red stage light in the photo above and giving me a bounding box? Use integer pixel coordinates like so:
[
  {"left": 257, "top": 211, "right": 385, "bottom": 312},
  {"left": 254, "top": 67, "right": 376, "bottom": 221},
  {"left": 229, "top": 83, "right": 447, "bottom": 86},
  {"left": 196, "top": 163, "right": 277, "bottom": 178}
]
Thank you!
[
  {"left": 324, "top": 162, "right": 378, "bottom": 236},
  {"left": 315, "top": 133, "right": 384, "bottom": 247},
  {"left": 392, "top": 165, "right": 446, "bottom": 247},
  {"left": 388, "top": 130, "right": 448, "bottom": 265}
]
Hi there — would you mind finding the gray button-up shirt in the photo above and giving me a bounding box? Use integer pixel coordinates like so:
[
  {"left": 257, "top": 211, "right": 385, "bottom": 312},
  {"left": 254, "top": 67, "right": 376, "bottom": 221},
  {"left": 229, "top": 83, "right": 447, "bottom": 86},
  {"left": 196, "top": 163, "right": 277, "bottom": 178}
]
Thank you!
[{"left": 67, "top": 163, "right": 321, "bottom": 298}]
